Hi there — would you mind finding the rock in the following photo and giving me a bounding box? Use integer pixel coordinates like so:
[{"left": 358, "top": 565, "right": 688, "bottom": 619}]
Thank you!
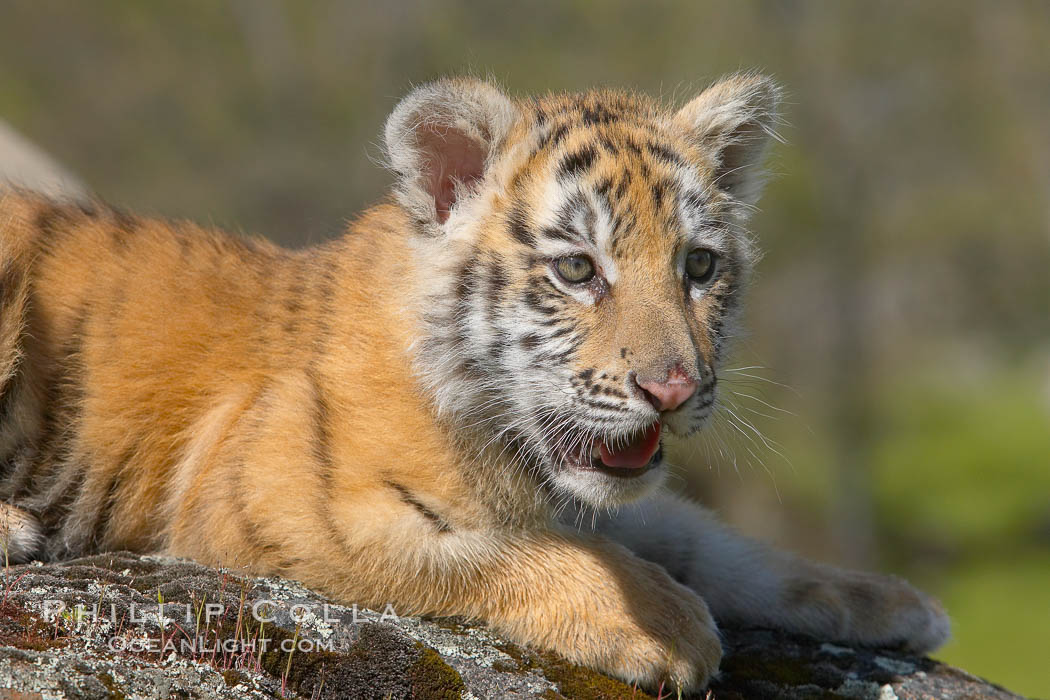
[{"left": 0, "top": 552, "right": 1025, "bottom": 699}]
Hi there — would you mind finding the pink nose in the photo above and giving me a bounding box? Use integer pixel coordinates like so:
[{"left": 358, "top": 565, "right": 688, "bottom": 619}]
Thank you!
[{"left": 636, "top": 375, "right": 699, "bottom": 412}]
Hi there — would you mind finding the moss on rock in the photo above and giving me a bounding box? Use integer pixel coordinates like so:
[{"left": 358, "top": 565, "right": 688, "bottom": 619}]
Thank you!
[
  {"left": 409, "top": 642, "right": 466, "bottom": 699},
  {"left": 493, "top": 640, "right": 656, "bottom": 700},
  {"left": 255, "top": 619, "right": 465, "bottom": 699}
]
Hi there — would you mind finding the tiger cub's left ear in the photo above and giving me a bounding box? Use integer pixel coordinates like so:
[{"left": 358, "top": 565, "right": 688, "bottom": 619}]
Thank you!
[
  {"left": 384, "top": 78, "right": 519, "bottom": 233},
  {"left": 674, "top": 73, "right": 783, "bottom": 209}
]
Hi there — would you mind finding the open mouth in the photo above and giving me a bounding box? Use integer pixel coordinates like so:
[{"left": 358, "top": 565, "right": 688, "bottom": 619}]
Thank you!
[{"left": 553, "top": 421, "right": 663, "bottom": 478}]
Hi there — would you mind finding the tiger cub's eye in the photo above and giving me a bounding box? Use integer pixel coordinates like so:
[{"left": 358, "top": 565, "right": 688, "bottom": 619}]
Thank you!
[
  {"left": 555, "top": 255, "right": 596, "bottom": 284},
  {"left": 685, "top": 248, "right": 717, "bottom": 284}
]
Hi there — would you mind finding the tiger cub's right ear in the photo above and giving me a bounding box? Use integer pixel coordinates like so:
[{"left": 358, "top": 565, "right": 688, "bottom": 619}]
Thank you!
[{"left": 384, "top": 79, "right": 519, "bottom": 234}]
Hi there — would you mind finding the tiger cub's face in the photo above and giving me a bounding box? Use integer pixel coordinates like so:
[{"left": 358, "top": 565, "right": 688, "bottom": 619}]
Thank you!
[{"left": 385, "top": 75, "right": 780, "bottom": 507}]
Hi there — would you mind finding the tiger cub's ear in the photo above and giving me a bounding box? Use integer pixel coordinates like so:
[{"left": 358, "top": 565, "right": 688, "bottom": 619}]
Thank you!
[
  {"left": 384, "top": 78, "right": 519, "bottom": 233},
  {"left": 674, "top": 73, "right": 783, "bottom": 210}
]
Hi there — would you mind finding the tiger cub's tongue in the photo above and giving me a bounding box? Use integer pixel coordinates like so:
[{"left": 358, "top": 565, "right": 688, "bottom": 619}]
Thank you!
[{"left": 597, "top": 422, "right": 662, "bottom": 469}]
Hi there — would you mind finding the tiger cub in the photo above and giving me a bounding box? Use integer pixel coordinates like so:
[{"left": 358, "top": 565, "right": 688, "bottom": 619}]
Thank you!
[{"left": 0, "top": 74, "right": 949, "bottom": 691}]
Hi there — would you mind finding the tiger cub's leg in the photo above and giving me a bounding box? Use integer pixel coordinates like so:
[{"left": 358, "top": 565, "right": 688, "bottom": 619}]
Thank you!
[
  {"left": 325, "top": 528, "right": 724, "bottom": 693},
  {"left": 589, "top": 491, "right": 951, "bottom": 652},
  {"left": 0, "top": 502, "right": 43, "bottom": 564}
]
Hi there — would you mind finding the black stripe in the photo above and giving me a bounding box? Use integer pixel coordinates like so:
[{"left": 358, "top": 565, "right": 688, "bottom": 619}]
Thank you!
[
  {"left": 582, "top": 202, "right": 597, "bottom": 242},
  {"left": 581, "top": 104, "right": 619, "bottom": 126},
  {"left": 533, "top": 103, "right": 549, "bottom": 126},
  {"left": 110, "top": 208, "right": 139, "bottom": 249},
  {"left": 522, "top": 289, "right": 559, "bottom": 316},
  {"left": 651, "top": 179, "right": 666, "bottom": 208},
  {"left": 535, "top": 316, "right": 564, "bottom": 328},
  {"left": 230, "top": 478, "right": 281, "bottom": 557},
  {"left": 571, "top": 414, "right": 629, "bottom": 427},
  {"left": 34, "top": 203, "right": 73, "bottom": 253},
  {"left": 307, "top": 370, "right": 335, "bottom": 485},
  {"left": 488, "top": 333, "right": 508, "bottom": 366},
  {"left": 536, "top": 275, "right": 564, "bottom": 296},
  {"left": 299, "top": 373, "right": 360, "bottom": 563},
  {"left": 538, "top": 226, "right": 576, "bottom": 243},
  {"left": 546, "top": 324, "right": 573, "bottom": 340},
  {"left": 385, "top": 480, "right": 452, "bottom": 533},
  {"left": 284, "top": 282, "right": 305, "bottom": 315},
  {"left": 225, "top": 383, "right": 284, "bottom": 559},
  {"left": 646, "top": 141, "right": 686, "bottom": 168},
  {"left": 484, "top": 260, "right": 508, "bottom": 307},
  {"left": 520, "top": 333, "right": 542, "bottom": 351},
  {"left": 534, "top": 339, "right": 582, "bottom": 364},
  {"left": 683, "top": 189, "right": 708, "bottom": 213},
  {"left": 454, "top": 254, "right": 479, "bottom": 306},
  {"left": 547, "top": 338, "right": 583, "bottom": 362},
  {"left": 578, "top": 397, "right": 630, "bottom": 412},
  {"left": 460, "top": 358, "right": 485, "bottom": 381},
  {"left": 610, "top": 210, "right": 637, "bottom": 258},
  {"left": 538, "top": 123, "right": 569, "bottom": 150},
  {"left": 554, "top": 194, "right": 595, "bottom": 245},
  {"left": 594, "top": 177, "right": 614, "bottom": 208},
  {"left": 637, "top": 159, "right": 652, "bottom": 181},
  {"left": 507, "top": 207, "right": 536, "bottom": 247},
  {"left": 312, "top": 258, "right": 339, "bottom": 356},
  {"left": 521, "top": 253, "right": 547, "bottom": 269},
  {"left": 558, "top": 146, "right": 597, "bottom": 179}
]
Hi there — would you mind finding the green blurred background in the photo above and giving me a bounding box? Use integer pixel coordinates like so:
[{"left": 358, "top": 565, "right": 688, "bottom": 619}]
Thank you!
[{"left": 2, "top": 1, "right": 1047, "bottom": 695}]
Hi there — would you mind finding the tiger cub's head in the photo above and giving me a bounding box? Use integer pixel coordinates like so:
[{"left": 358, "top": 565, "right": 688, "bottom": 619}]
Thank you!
[{"left": 384, "top": 75, "right": 780, "bottom": 507}]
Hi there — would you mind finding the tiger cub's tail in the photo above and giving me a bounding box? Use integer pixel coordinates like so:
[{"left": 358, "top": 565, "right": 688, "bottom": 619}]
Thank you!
[{"left": 2, "top": 194, "right": 44, "bottom": 564}]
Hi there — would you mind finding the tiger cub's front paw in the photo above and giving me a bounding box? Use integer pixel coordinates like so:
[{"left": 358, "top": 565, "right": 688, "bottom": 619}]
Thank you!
[
  {"left": 573, "top": 559, "right": 724, "bottom": 693},
  {"left": 782, "top": 568, "right": 950, "bottom": 653}
]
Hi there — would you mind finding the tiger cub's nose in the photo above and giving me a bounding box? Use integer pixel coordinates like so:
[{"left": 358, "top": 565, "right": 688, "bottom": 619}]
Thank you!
[{"left": 633, "top": 368, "right": 699, "bottom": 412}]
